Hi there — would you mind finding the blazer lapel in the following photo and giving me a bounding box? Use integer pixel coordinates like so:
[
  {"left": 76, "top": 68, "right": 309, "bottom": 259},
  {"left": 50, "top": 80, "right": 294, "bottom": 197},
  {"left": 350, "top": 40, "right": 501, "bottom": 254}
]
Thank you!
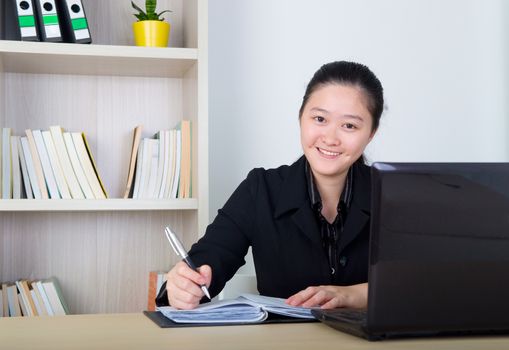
[
  {"left": 338, "top": 162, "right": 372, "bottom": 253},
  {"left": 274, "top": 156, "right": 323, "bottom": 249}
]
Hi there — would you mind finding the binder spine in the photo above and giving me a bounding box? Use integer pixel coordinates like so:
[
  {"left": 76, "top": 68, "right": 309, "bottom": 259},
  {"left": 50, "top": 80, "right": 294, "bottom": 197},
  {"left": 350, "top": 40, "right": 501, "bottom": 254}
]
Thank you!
[
  {"left": 55, "top": 0, "right": 91, "bottom": 44},
  {"left": 2, "top": 0, "right": 40, "bottom": 41},
  {"left": 34, "top": 0, "right": 62, "bottom": 42}
]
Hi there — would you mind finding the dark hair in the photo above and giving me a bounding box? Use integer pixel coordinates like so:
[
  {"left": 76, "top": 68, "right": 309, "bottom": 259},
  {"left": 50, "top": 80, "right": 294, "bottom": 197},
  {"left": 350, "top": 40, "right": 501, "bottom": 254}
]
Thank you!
[{"left": 299, "top": 61, "right": 384, "bottom": 132}]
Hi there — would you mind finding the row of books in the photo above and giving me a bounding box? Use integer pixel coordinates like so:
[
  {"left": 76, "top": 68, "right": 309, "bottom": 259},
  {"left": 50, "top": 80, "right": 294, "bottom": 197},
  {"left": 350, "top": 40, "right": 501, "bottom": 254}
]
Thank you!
[
  {"left": 1, "top": 0, "right": 91, "bottom": 43},
  {"left": 123, "top": 121, "right": 192, "bottom": 199},
  {"left": 0, "top": 126, "right": 107, "bottom": 199},
  {"left": 147, "top": 271, "right": 167, "bottom": 311},
  {"left": 0, "top": 277, "right": 69, "bottom": 317}
]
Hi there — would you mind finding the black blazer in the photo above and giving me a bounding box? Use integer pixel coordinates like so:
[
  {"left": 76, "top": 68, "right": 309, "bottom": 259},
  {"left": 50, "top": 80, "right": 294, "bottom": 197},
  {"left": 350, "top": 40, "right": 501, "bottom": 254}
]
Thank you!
[{"left": 156, "top": 156, "right": 371, "bottom": 306}]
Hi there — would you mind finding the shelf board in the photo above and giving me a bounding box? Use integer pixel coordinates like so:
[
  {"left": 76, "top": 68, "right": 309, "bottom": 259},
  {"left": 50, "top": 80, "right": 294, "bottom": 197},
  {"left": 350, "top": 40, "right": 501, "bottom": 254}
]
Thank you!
[
  {"left": 0, "top": 40, "right": 198, "bottom": 78},
  {"left": 0, "top": 198, "right": 198, "bottom": 212}
]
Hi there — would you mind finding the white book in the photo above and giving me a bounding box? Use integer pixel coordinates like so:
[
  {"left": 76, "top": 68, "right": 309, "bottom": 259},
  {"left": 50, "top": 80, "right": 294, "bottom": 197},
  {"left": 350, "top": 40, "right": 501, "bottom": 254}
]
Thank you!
[
  {"left": 158, "top": 130, "right": 171, "bottom": 198},
  {"left": 71, "top": 132, "right": 105, "bottom": 199},
  {"left": 171, "top": 130, "right": 182, "bottom": 199},
  {"left": 30, "top": 290, "right": 43, "bottom": 316},
  {"left": 15, "top": 281, "right": 33, "bottom": 317},
  {"left": 30, "top": 284, "right": 47, "bottom": 316},
  {"left": 49, "top": 126, "right": 84, "bottom": 199},
  {"left": 42, "top": 130, "right": 71, "bottom": 199},
  {"left": 153, "top": 131, "right": 166, "bottom": 198},
  {"left": 0, "top": 289, "right": 3, "bottom": 317},
  {"left": 34, "top": 281, "right": 54, "bottom": 316},
  {"left": 63, "top": 132, "right": 94, "bottom": 199},
  {"left": 6, "top": 285, "right": 22, "bottom": 317},
  {"left": 134, "top": 139, "right": 151, "bottom": 199},
  {"left": 25, "top": 129, "right": 49, "bottom": 199},
  {"left": 163, "top": 130, "right": 176, "bottom": 198},
  {"left": 2, "top": 283, "right": 9, "bottom": 316},
  {"left": 41, "top": 280, "right": 66, "bottom": 316},
  {"left": 131, "top": 140, "right": 145, "bottom": 199},
  {"left": 143, "top": 139, "right": 159, "bottom": 198},
  {"left": 10, "top": 136, "right": 22, "bottom": 199},
  {"left": 2, "top": 128, "right": 12, "bottom": 198},
  {"left": 17, "top": 137, "right": 33, "bottom": 199},
  {"left": 32, "top": 130, "right": 60, "bottom": 199},
  {"left": 20, "top": 137, "right": 42, "bottom": 199}
]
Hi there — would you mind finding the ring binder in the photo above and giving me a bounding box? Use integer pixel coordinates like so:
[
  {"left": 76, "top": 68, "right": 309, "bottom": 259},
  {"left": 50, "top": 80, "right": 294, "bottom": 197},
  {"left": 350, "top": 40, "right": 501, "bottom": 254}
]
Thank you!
[
  {"left": 55, "top": 0, "right": 91, "bottom": 43},
  {"left": 33, "top": 0, "right": 63, "bottom": 42},
  {"left": 1, "top": 0, "right": 40, "bottom": 41}
]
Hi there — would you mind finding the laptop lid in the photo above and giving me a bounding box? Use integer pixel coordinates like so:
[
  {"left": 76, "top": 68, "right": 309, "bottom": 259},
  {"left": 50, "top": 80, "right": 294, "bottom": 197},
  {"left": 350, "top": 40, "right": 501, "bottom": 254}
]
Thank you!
[{"left": 367, "top": 162, "right": 509, "bottom": 336}]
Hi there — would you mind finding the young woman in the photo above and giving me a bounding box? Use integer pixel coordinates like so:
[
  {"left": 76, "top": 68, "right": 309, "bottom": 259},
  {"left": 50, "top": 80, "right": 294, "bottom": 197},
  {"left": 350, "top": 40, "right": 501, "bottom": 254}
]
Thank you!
[{"left": 156, "top": 61, "right": 384, "bottom": 310}]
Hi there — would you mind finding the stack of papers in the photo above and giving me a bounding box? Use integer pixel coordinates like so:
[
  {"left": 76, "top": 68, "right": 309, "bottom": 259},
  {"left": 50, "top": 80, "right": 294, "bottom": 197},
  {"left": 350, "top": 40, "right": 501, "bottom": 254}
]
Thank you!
[{"left": 157, "top": 293, "right": 315, "bottom": 324}]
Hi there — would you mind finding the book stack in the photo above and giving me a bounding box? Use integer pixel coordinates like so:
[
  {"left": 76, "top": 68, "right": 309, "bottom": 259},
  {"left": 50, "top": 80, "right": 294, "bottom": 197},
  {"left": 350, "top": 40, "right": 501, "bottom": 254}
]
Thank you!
[
  {"left": 0, "top": 126, "right": 108, "bottom": 199},
  {"left": 124, "top": 120, "right": 192, "bottom": 199},
  {"left": 147, "top": 271, "right": 167, "bottom": 311},
  {"left": 0, "top": 277, "right": 69, "bottom": 317}
]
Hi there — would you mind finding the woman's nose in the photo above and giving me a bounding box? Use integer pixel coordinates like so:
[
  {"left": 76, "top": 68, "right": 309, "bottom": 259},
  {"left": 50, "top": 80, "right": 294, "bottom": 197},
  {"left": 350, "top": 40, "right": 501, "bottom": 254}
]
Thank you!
[{"left": 322, "top": 126, "right": 340, "bottom": 145}]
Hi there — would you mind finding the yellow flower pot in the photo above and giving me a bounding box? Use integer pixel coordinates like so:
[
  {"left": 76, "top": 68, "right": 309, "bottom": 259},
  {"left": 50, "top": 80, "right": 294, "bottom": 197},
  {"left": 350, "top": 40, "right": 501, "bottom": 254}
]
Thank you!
[{"left": 133, "top": 20, "right": 170, "bottom": 47}]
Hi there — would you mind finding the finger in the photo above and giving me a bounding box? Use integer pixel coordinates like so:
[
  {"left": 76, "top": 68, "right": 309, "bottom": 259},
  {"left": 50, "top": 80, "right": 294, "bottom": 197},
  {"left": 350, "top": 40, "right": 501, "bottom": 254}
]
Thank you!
[
  {"left": 170, "top": 286, "right": 202, "bottom": 309},
  {"left": 287, "top": 287, "right": 318, "bottom": 306},
  {"left": 301, "top": 290, "right": 329, "bottom": 308},
  {"left": 320, "top": 296, "right": 345, "bottom": 309},
  {"left": 171, "top": 273, "right": 205, "bottom": 298},
  {"left": 176, "top": 261, "right": 207, "bottom": 285},
  {"left": 197, "top": 265, "right": 212, "bottom": 287}
]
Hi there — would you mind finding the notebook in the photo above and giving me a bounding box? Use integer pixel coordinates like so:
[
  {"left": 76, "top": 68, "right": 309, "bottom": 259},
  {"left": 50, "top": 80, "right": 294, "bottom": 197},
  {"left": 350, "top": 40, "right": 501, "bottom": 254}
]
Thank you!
[
  {"left": 313, "top": 162, "right": 509, "bottom": 340},
  {"left": 153, "top": 293, "right": 314, "bottom": 325}
]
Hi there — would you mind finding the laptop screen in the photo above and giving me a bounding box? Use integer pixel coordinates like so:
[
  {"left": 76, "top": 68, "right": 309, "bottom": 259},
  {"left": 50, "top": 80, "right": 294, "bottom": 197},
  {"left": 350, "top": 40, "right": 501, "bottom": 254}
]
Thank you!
[{"left": 368, "top": 163, "right": 509, "bottom": 334}]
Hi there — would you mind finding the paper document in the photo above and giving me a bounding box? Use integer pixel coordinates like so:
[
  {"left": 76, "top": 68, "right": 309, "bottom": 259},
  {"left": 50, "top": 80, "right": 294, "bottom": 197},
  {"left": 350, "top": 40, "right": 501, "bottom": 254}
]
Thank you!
[{"left": 157, "top": 293, "right": 315, "bottom": 324}]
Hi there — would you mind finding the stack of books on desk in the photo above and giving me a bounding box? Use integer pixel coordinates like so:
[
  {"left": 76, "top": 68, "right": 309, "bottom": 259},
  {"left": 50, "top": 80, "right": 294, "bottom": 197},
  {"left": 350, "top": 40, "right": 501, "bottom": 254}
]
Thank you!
[
  {"left": 0, "top": 277, "right": 69, "bottom": 317},
  {"left": 0, "top": 126, "right": 107, "bottom": 199}
]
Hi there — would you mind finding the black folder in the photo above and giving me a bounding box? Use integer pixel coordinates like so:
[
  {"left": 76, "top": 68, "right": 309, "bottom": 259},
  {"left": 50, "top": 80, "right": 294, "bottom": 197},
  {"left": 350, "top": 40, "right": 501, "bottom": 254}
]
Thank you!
[
  {"left": 144, "top": 311, "right": 317, "bottom": 328},
  {"left": 1, "top": 0, "right": 40, "bottom": 41}
]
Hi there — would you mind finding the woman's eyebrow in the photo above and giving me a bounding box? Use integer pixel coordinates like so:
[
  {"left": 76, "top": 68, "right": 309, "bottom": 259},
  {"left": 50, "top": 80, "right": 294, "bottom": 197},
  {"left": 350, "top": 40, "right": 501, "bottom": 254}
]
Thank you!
[{"left": 309, "top": 107, "right": 329, "bottom": 114}]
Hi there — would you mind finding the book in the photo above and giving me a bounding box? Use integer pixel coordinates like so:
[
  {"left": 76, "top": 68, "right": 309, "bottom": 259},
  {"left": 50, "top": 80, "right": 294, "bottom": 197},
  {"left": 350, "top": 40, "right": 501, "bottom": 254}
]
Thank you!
[
  {"left": 20, "top": 137, "right": 42, "bottom": 199},
  {"left": 123, "top": 125, "right": 143, "bottom": 198},
  {"left": 177, "top": 121, "right": 191, "bottom": 198},
  {"left": 143, "top": 139, "right": 159, "bottom": 198},
  {"left": 25, "top": 129, "right": 49, "bottom": 199},
  {"left": 42, "top": 130, "right": 71, "bottom": 199},
  {"left": 0, "top": 288, "right": 3, "bottom": 317},
  {"left": 147, "top": 271, "right": 167, "bottom": 312},
  {"left": 157, "top": 294, "right": 314, "bottom": 324},
  {"left": 30, "top": 282, "right": 48, "bottom": 316},
  {"left": 82, "top": 132, "right": 108, "bottom": 198},
  {"left": 17, "top": 137, "right": 33, "bottom": 199},
  {"left": 1, "top": 283, "right": 8, "bottom": 316},
  {"left": 163, "top": 129, "right": 176, "bottom": 198},
  {"left": 71, "top": 132, "right": 106, "bottom": 199},
  {"left": 41, "top": 278, "right": 68, "bottom": 315},
  {"left": 153, "top": 131, "right": 166, "bottom": 198},
  {"left": 170, "top": 130, "right": 181, "bottom": 199},
  {"left": 2, "top": 127, "right": 12, "bottom": 198},
  {"left": 10, "top": 136, "right": 22, "bottom": 199},
  {"left": 134, "top": 138, "right": 152, "bottom": 199},
  {"left": 6, "top": 284, "right": 22, "bottom": 317},
  {"left": 63, "top": 132, "right": 94, "bottom": 199},
  {"left": 34, "top": 280, "right": 54, "bottom": 316},
  {"left": 159, "top": 130, "right": 171, "bottom": 198},
  {"left": 49, "top": 126, "right": 84, "bottom": 199},
  {"left": 131, "top": 138, "right": 145, "bottom": 199},
  {"left": 32, "top": 129, "right": 60, "bottom": 198}
]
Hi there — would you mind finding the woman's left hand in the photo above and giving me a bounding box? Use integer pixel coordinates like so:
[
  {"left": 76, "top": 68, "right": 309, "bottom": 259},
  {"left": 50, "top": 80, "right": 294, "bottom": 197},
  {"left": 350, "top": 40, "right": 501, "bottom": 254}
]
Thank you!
[{"left": 286, "top": 283, "right": 368, "bottom": 309}]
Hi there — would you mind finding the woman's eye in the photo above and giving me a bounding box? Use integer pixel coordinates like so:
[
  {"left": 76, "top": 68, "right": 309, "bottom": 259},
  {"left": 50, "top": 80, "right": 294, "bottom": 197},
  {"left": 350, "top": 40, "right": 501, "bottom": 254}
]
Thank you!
[
  {"left": 344, "top": 123, "right": 357, "bottom": 129},
  {"left": 314, "top": 116, "right": 325, "bottom": 123}
]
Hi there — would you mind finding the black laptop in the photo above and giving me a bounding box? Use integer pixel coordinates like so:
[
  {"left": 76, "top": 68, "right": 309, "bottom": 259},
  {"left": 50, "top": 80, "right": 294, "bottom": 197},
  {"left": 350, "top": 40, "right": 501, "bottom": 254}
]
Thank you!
[{"left": 312, "top": 162, "right": 509, "bottom": 340}]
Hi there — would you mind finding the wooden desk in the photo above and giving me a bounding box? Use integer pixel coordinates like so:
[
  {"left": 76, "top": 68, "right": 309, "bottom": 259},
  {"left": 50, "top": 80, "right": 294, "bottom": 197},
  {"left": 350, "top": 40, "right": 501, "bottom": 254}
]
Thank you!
[{"left": 0, "top": 313, "right": 507, "bottom": 350}]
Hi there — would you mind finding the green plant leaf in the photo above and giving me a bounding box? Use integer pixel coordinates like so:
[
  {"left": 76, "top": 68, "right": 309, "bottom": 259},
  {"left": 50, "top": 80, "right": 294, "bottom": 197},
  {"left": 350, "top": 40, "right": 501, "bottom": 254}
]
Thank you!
[
  {"left": 131, "top": 1, "right": 146, "bottom": 15},
  {"left": 146, "top": 0, "right": 156, "bottom": 15}
]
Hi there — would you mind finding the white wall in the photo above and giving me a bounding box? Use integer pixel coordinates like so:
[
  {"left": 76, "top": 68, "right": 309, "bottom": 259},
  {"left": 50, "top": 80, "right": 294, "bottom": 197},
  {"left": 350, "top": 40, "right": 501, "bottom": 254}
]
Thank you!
[{"left": 208, "top": 0, "right": 509, "bottom": 292}]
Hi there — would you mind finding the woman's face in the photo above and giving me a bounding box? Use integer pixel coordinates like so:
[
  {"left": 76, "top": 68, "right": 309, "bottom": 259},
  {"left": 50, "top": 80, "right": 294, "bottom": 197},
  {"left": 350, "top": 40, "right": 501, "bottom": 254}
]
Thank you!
[{"left": 300, "top": 84, "right": 375, "bottom": 181}]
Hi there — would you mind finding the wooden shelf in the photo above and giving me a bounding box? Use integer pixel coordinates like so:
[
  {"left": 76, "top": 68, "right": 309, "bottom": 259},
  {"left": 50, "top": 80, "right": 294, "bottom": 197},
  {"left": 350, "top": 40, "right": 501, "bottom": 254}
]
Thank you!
[
  {"left": 0, "top": 198, "right": 198, "bottom": 212},
  {"left": 0, "top": 41, "right": 198, "bottom": 78}
]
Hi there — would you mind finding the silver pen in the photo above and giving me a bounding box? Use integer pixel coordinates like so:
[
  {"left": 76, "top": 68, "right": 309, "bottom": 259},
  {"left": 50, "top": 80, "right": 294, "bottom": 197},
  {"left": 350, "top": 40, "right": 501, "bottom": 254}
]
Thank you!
[{"left": 164, "top": 226, "right": 211, "bottom": 300}]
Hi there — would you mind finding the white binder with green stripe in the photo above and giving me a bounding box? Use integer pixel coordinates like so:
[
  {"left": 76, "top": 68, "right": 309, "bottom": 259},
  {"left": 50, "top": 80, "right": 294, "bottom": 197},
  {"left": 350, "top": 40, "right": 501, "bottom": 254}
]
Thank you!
[
  {"left": 55, "top": 0, "right": 91, "bottom": 43},
  {"left": 34, "top": 0, "right": 62, "bottom": 42},
  {"left": 0, "top": 0, "right": 40, "bottom": 41}
]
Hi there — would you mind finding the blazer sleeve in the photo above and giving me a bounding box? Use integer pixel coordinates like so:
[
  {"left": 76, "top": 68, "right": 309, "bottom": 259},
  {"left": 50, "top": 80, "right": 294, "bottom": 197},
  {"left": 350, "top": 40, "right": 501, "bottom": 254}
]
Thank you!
[{"left": 156, "top": 170, "right": 258, "bottom": 306}]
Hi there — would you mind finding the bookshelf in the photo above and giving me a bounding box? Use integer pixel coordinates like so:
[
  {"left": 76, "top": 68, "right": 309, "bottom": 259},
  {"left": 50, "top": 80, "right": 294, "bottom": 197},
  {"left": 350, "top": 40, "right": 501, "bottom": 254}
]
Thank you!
[{"left": 0, "top": 0, "right": 208, "bottom": 314}]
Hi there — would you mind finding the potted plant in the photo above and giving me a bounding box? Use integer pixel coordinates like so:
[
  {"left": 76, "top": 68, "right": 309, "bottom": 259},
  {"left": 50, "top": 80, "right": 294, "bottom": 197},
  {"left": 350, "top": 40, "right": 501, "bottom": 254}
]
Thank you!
[{"left": 132, "top": 0, "right": 171, "bottom": 47}]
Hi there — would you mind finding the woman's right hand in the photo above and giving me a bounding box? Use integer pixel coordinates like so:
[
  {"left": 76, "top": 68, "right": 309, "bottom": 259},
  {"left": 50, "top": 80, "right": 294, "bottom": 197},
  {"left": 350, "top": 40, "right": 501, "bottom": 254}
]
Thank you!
[{"left": 166, "top": 261, "right": 212, "bottom": 310}]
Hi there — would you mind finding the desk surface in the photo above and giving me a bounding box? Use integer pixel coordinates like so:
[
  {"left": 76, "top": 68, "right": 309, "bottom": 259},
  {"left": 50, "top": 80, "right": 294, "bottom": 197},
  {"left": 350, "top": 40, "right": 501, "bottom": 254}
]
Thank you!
[{"left": 0, "top": 313, "right": 508, "bottom": 350}]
